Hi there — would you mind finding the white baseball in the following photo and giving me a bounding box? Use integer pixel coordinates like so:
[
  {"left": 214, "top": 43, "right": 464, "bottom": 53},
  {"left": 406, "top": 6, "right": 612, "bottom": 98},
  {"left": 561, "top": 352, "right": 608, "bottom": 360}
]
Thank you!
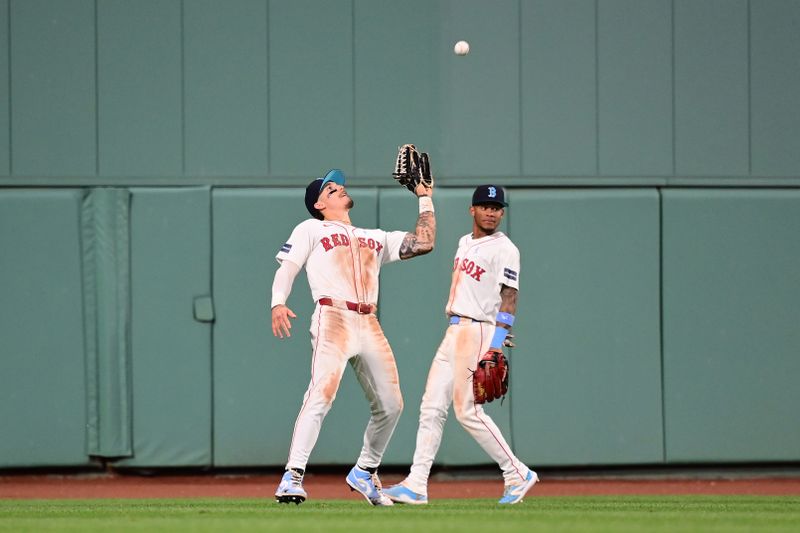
[{"left": 454, "top": 40, "right": 470, "bottom": 56}]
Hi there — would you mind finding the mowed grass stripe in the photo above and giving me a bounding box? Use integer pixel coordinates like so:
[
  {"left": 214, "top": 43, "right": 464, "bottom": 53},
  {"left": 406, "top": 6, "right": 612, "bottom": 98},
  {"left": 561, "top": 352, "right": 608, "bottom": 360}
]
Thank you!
[{"left": 0, "top": 496, "right": 798, "bottom": 533}]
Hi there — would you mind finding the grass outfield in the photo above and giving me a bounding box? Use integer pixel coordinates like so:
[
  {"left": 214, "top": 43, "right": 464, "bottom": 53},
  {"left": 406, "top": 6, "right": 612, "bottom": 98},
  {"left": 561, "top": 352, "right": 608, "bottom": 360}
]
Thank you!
[{"left": 1, "top": 496, "right": 798, "bottom": 532}]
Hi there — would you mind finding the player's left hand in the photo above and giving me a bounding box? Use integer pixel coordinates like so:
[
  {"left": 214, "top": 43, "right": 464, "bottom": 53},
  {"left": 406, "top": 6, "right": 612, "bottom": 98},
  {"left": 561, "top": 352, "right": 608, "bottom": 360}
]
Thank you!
[
  {"left": 271, "top": 304, "right": 297, "bottom": 338},
  {"left": 472, "top": 350, "right": 509, "bottom": 404}
]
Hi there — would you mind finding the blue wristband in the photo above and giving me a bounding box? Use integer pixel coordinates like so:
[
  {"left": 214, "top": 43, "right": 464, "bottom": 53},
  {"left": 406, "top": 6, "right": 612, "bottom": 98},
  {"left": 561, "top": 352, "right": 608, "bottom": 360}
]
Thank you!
[
  {"left": 491, "top": 326, "right": 509, "bottom": 350},
  {"left": 496, "top": 312, "right": 515, "bottom": 326}
]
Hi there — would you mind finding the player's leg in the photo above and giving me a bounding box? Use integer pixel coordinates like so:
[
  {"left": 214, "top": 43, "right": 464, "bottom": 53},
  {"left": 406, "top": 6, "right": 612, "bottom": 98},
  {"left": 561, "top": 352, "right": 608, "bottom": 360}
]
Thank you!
[
  {"left": 276, "top": 306, "right": 352, "bottom": 503},
  {"left": 451, "top": 322, "right": 537, "bottom": 504},
  {"left": 345, "top": 314, "right": 403, "bottom": 506},
  {"left": 406, "top": 332, "right": 456, "bottom": 492}
]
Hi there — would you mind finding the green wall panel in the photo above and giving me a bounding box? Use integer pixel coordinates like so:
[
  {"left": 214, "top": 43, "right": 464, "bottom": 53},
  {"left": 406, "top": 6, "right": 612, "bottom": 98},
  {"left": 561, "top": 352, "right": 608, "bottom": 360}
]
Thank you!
[
  {"left": 662, "top": 190, "right": 800, "bottom": 462},
  {"left": 212, "top": 187, "right": 380, "bottom": 467},
  {"left": 0, "top": 190, "right": 90, "bottom": 467},
  {"left": 0, "top": 0, "right": 9, "bottom": 175},
  {"left": 184, "top": 0, "right": 268, "bottom": 176},
  {"left": 268, "top": 0, "right": 353, "bottom": 177},
  {"left": 97, "top": 0, "right": 182, "bottom": 176},
  {"left": 598, "top": 0, "right": 672, "bottom": 176},
  {"left": 438, "top": 0, "right": 519, "bottom": 178},
  {"left": 522, "top": 0, "right": 596, "bottom": 176},
  {"left": 751, "top": 0, "right": 800, "bottom": 176},
  {"left": 10, "top": 0, "right": 95, "bottom": 176},
  {"left": 378, "top": 189, "right": 512, "bottom": 466},
  {"left": 674, "top": 0, "right": 748, "bottom": 176},
  {"left": 116, "top": 188, "right": 213, "bottom": 467},
  {"left": 509, "top": 190, "right": 663, "bottom": 466},
  {"left": 354, "top": 0, "right": 440, "bottom": 177}
]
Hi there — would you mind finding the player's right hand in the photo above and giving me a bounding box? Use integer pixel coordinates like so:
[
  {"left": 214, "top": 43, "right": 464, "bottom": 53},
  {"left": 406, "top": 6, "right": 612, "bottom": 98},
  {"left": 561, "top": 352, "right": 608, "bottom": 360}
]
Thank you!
[{"left": 271, "top": 304, "right": 296, "bottom": 338}]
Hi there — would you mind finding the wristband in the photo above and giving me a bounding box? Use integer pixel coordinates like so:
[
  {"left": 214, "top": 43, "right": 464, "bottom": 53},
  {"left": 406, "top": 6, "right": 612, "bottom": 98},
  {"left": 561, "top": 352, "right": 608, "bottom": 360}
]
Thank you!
[
  {"left": 490, "top": 326, "right": 509, "bottom": 350},
  {"left": 496, "top": 312, "right": 515, "bottom": 326},
  {"left": 419, "top": 196, "right": 434, "bottom": 214}
]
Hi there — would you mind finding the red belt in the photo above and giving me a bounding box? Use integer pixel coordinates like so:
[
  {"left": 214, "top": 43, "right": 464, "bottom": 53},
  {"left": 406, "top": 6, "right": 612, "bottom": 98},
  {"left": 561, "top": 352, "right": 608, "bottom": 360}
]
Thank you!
[{"left": 318, "top": 298, "right": 375, "bottom": 315}]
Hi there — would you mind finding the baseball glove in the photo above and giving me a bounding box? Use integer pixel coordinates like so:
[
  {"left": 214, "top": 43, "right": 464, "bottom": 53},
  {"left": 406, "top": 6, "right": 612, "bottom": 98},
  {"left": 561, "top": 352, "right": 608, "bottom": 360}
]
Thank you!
[
  {"left": 472, "top": 350, "right": 509, "bottom": 404},
  {"left": 393, "top": 144, "right": 433, "bottom": 193}
]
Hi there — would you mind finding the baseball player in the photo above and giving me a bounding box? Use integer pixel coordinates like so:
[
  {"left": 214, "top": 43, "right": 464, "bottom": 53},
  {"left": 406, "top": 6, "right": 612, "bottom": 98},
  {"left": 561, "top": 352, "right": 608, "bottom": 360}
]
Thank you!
[
  {"left": 384, "top": 185, "right": 538, "bottom": 505},
  {"left": 271, "top": 167, "right": 435, "bottom": 506}
]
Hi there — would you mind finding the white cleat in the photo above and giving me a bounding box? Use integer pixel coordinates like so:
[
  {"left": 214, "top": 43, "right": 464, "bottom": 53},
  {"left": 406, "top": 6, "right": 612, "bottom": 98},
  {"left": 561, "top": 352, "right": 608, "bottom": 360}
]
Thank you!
[
  {"left": 346, "top": 466, "right": 394, "bottom": 506},
  {"left": 275, "top": 469, "right": 307, "bottom": 504},
  {"left": 498, "top": 470, "right": 539, "bottom": 505}
]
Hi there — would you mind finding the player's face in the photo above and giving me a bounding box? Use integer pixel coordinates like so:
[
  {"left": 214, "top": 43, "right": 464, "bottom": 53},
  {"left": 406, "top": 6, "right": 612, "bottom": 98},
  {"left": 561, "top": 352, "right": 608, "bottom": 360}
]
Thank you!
[
  {"left": 471, "top": 203, "right": 504, "bottom": 234},
  {"left": 315, "top": 182, "right": 354, "bottom": 215}
]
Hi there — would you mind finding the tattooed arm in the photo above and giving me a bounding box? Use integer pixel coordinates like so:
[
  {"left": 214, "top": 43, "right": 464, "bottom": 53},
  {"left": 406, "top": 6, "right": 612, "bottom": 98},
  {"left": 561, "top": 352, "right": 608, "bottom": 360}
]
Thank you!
[
  {"left": 497, "top": 284, "right": 518, "bottom": 328},
  {"left": 399, "top": 210, "right": 436, "bottom": 259}
]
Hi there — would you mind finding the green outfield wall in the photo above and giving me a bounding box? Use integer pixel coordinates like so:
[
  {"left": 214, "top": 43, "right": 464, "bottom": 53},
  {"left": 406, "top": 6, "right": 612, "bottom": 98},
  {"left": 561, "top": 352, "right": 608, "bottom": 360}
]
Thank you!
[{"left": 1, "top": 1, "right": 799, "bottom": 469}]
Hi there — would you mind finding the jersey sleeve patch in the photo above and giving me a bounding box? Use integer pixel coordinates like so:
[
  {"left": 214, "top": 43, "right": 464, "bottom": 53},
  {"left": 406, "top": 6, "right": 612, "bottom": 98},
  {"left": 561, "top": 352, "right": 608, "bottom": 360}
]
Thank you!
[
  {"left": 279, "top": 243, "right": 292, "bottom": 254},
  {"left": 503, "top": 267, "right": 518, "bottom": 281}
]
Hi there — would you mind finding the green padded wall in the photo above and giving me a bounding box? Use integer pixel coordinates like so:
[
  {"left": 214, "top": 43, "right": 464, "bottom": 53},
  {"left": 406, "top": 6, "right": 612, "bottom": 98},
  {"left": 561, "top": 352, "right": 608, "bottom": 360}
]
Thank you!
[
  {"left": 97, "top": 0, "right": 182, "bottom": 176},
  {"left": 354, "top": 0, "right": 439, "bottom": 177},
  {"left": 522, "top": 0, "right": 596, "bottom": 176},
  {"left": 0, "top": 190, "right": 90, "bottom": 467},
  {"left": 269, "top": 0, "right": 354, "bottom": 177},
  {"left": 378, "top": 189, "right": 513, "bottom": 466},
  {"left": 662, "top": 190, "right": 800, "bottom": 461},
  {"left": 212, "top": 187, "right": 381, "bottom": 467},
  {"left": 674, "top": 0, "right": 749, "bottom": 176},
  {"left": 509, "top": 190, "right": 663, "bottom": 466},
  {"left": 184, "top": 0, "right": 269, "bottom": 176},
  {"left": 751, "top": 0, "right": 800, "bottom": 175},
  {"left": 115, "top": 188, "right": 213, "bottom": 467},
  {"left": 0, "top": 0, "right": 10, "bottom": 175},
  {"left": 10, "top": 0, "right": 95, "bottom": 176},
  {"left": 598, "top": 0, "right": 672, "bottom": 176}
]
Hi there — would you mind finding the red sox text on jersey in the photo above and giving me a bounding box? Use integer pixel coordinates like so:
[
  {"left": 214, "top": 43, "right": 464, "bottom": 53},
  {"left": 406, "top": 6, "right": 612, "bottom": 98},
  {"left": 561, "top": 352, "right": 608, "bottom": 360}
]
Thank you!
[
  {"left": 453, "top": 257, "right": 486, "bottom": 281},
  {"left": 320, "top": 233, "right": 384, "bottom": 254}
]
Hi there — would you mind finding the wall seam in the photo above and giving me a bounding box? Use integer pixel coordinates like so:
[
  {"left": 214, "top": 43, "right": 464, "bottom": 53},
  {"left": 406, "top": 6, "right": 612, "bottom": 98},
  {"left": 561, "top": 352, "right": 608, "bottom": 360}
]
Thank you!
[
  {"left": 266, "top": 0, "right": 271, "bottom": 176},
  {"left": 517, "top": 0, "right": 522, "bottom": 178},
  {"left": 659, "top": 188, "right": 667, "bottom": 463},
  {"left": 671, "top": 0, "right": 676, "bottom": 176},
  {"left": 94, "top": 0, "right": 99, "bottom": 175},
  {"left": 747, "top": 0, "right": 752, "bottom": 175},
  {"left": 594, "top": 0, "right": 599, "bottom": 175},
  {"left": 180, "top": 0, "right": 186, "bottom": 175},
  {"left": 351, "top": 0, "right": 356, "bottom": 174},
  {"left": 7, "top": 0, "right": 13, "bottom": 174}
]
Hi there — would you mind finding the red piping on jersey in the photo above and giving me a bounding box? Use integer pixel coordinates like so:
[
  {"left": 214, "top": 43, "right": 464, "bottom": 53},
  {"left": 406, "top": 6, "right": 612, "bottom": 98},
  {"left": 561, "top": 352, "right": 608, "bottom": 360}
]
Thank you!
[
  {"left": 446, "top": 233, "right": 505, "bottom": 315},
  {"left": 328, "top": 222, "right": 362, "bottom": 303},
  {"left": 287, "top": 304, "right": 325, "bottom": 466},
  {"left": 473, "top": 322, "right": 526, "bottom": 483}
]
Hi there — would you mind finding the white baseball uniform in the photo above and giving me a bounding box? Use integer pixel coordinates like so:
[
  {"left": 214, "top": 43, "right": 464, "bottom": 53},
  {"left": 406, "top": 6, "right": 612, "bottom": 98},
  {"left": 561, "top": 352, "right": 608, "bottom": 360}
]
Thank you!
[
  {"left": 276, "top": 218, "right": 408, "bottom": 471},
  {"left": 403, "top": 231, "right": 531, "bottom": 493}
]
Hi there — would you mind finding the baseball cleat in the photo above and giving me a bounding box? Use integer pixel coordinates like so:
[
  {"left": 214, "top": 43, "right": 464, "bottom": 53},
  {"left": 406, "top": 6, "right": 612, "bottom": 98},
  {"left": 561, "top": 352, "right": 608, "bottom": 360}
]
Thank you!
[
  {"left": 275, "top": 469, "right": 307, "bottom": 504},
  {"left": 345, "top": 466, "right": 394, "bottom": 506},
  {"left": 383, "top": 484, "right": 428, "bottom": 505},
  {"left": 498, "top": 470, "right": 539, "bottom": 505}
]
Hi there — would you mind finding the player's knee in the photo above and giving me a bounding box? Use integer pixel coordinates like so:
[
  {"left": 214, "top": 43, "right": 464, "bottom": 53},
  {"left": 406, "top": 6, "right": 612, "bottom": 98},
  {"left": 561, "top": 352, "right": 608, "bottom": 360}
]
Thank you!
[
  {"left": 384, "top": 394, "right": 403, "bottom": 421},
  {"left": 453, "top": 402, "right": 473, "bottom": 426}
]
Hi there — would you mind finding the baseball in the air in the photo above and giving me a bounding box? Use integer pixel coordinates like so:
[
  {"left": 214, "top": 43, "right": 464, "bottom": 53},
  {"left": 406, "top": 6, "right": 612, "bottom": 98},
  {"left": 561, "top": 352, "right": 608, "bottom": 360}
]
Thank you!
[{"left": 454, "top": 40, "right": 470, "bottom": 56}]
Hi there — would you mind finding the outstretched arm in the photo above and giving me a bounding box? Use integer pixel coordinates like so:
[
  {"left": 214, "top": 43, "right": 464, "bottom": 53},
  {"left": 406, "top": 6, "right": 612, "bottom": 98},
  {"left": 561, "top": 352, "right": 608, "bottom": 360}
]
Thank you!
[{"left": 399, "top": 183, "right": 436, "bottom": 259}]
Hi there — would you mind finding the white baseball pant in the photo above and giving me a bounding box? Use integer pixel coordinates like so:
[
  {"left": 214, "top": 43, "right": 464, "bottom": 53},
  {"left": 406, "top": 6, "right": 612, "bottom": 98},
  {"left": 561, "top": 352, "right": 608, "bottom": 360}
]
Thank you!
[
  {"left": 405, "top": 318, "right": 530, "bottom": 492},
  {"left": 285, "top": 303, "right": 403, "bottom": 471}
]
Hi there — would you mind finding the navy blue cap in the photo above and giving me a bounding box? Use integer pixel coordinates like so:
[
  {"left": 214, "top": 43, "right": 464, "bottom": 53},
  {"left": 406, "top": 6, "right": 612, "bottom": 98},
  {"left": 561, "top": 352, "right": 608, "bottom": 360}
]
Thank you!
[
  {"left": 305, "top": 169, "right": 346, "bottom": 220},
  {"left": 472, "top": 185, "right": 508, "bottom": 207}
]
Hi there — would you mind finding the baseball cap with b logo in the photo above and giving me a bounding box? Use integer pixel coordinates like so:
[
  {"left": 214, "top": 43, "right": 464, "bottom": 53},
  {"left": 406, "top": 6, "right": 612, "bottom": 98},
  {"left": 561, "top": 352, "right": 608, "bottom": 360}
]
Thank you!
[
  {"left": 472, "top": 185, "right": 508, "bottom": 207},
  {"left": 305, "top": 169, "right": 346, "bottom": 220}
]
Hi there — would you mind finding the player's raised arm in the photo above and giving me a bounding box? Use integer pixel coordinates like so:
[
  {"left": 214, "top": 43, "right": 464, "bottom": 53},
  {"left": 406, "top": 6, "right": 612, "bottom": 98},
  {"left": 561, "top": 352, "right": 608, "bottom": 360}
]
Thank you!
[{"left": 392, "top": 144, "right": 436, "bottom": 260}]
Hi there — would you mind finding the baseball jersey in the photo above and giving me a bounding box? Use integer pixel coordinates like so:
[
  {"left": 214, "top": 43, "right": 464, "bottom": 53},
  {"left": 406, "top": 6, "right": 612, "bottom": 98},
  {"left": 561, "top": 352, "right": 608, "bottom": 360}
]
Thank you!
[
  {"left": 276, "top": 218, "right": 406, "bottom": 305},
  {"left": 445, "top": 231, "right": 520, "bottom": 324}
]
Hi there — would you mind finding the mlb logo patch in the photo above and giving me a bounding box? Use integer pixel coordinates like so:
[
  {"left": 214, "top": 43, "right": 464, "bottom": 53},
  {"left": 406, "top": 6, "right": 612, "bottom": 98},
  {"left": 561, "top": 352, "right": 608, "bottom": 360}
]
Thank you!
[
  {"left": 280, "top": 243, "right": 292, "bottom": 253},
  {"left": 503, "top": 267, "right": 517, "bottom": 281}
]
